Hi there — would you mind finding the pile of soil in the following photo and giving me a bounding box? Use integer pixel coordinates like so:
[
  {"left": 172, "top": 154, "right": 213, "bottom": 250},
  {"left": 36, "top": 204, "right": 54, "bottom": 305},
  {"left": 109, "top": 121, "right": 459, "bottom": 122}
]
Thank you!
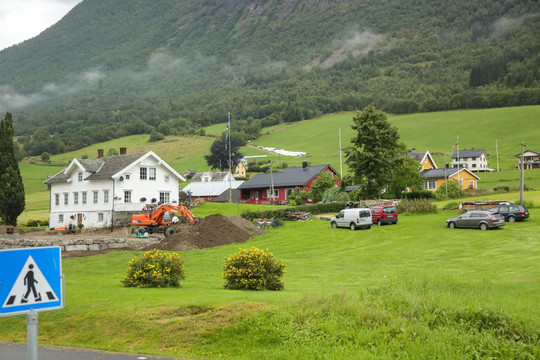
[
  {"left": 0, "top": 225, "right": 24, "bottom": 235},
  {"left": 149, "top": 214, "right": 266, "bottom": 251}
]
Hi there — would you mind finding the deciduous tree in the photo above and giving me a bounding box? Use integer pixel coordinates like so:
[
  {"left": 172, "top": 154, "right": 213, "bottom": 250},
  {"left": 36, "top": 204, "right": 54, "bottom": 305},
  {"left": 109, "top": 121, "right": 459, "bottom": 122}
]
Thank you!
[{"left": 0, "top": 113, "right": 25, "bottom": 225}]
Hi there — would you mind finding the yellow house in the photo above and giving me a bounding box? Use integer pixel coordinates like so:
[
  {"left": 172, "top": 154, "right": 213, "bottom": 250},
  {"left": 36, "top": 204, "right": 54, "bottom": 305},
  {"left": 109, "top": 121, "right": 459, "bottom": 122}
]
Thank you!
[
  {"left": 419, "top": 167, "right": 480, "bottom": 192},
  {"left": 405, "top": 149, "right": 437, "bottom": 170},
  {"left": 234, "top": 161, "right": 247, "bottom": 177}
]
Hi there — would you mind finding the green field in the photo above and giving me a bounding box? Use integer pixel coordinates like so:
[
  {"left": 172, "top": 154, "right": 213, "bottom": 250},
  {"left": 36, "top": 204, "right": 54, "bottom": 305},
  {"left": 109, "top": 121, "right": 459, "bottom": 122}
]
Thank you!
[
  {"left": 16, "top": 106, "right": 540, "bottom": 225},
  {"left": 1, "top": 202, "right": 539, "bottom": 359}
]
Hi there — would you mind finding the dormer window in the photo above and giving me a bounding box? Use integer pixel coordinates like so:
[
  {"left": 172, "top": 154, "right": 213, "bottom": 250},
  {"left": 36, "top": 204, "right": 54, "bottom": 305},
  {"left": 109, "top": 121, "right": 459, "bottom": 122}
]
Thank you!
[{"left": 78, "top": 172, "right": 83, "bottom": 182}]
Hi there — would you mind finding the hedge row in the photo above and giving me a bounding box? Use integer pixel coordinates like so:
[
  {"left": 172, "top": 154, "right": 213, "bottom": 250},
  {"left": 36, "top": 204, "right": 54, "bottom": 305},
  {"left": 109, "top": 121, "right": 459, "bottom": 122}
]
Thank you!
[{"left": 241, "top": 202, "right": 347, "bottom": 221}]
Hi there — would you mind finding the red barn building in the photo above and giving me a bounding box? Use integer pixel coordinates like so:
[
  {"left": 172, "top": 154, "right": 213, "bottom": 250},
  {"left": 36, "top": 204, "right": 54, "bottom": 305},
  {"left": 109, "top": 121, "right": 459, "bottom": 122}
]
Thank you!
[{"left": 238, "top": 162, "right": 340, "bottom": 204}]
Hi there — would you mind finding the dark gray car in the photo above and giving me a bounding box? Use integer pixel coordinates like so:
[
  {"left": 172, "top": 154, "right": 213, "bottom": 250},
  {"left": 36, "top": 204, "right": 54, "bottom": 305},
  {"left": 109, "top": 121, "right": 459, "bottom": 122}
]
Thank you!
[
  {"left": 446, "top": 211, "right": 505, "bottom": 230},
  {"left": 488, "top": 204, "right": 529, "bottom": 222}
]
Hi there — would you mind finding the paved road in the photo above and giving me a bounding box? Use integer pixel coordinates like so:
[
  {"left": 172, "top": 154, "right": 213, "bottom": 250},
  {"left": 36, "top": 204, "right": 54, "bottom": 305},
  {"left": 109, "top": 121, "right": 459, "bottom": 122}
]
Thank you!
[{"left": 0, "top": 342, "right": 186, "bottom": 360}]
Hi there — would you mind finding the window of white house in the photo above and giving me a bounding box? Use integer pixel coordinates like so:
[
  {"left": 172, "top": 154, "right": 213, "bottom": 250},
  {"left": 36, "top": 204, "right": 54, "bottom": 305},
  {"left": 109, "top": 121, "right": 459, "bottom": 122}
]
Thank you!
[
  {"left": 149, "top": 168, "right": 156, "bottom": 180},
  {"left": 98, "top": 213, "right": 104, "bottom": 222},
  {"left": 78, "top": 172, "right": 83, "bottom": 182},
  {"left": 472, "top": 164, "right": 476, "bottom": 167},
  {"left": 140, "top": 167, "right": 147, "bottom": 180},
  {"left": 59, "top": 214, "right": 64, "bottom": 223},
  {"left": 124, "top": 190, "right": 132, "bottom": 203},
  {"left": 422, "top": 181, "right": 437, "bottom": 190},
  {"left": 64, "top": 193, "right": 69, "bottom": 205},
  {"left": 93, "top": 191, "right": 98, "bottom": 204},
  {"left": 125, "top": 174, "right": 130, "bottom": 180},
  {"left": 55, "top": 193, "right": 60, "bottom": 206},
  {"left": 103, "top": 190, "right": 109, "bottom": 203},
  {"left": 74, "top": 192, "right": 79, "bottom": 205},
  {"left": 82, "top": 192, "right": 87, "bottom": 205},
  {"left": 159, "top": 192, "right": 170, "bottom": 203}
]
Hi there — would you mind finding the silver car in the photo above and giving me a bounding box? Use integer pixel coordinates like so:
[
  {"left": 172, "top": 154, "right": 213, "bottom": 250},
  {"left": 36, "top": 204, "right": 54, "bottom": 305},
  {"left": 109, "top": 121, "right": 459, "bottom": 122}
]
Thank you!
[{"left": 446, "top": 211, "right": 505, "bottom": 230}]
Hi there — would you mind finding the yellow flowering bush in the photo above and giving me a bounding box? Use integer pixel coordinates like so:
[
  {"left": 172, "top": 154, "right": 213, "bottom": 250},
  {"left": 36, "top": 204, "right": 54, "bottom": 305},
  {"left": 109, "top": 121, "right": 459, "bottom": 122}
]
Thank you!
[
  {"left": 222, "top": 247, "right": 286, "bottom": 291},
  {"left": 121, "top": 249, "right": 185, "bottom": 288}
]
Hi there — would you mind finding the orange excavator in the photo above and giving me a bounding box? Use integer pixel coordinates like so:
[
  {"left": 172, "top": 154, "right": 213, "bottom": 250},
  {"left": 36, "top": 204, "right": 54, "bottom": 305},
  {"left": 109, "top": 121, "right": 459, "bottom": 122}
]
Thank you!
[{"left": 131, "top": 203, "right": 199, "bottom": 237}]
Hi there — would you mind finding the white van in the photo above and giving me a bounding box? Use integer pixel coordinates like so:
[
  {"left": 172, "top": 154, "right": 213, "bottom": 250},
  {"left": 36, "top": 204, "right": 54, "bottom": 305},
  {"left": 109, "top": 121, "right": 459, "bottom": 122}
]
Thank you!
[{"left": 330, "top": 208, "right": 372, "bottom": 230}]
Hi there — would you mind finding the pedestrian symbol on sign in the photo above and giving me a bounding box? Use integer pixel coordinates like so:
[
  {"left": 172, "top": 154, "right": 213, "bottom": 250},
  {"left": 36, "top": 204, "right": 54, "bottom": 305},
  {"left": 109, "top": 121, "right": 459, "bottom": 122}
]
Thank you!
[{"left": 2, "top": 256, "right": 58, "bottom": 308}]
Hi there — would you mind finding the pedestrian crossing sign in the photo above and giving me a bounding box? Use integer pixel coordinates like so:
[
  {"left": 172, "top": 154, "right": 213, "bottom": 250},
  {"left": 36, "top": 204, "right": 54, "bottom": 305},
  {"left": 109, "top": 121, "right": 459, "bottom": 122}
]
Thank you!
[{"left": 0, "top": 247, "right": 64, "bottom": 317}]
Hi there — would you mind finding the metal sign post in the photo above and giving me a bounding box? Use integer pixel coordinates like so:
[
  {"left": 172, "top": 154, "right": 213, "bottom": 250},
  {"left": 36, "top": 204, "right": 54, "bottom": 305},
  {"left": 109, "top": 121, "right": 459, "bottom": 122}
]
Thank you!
[{"left": 0, "top": 247, "right": 64, "bottom": 360}]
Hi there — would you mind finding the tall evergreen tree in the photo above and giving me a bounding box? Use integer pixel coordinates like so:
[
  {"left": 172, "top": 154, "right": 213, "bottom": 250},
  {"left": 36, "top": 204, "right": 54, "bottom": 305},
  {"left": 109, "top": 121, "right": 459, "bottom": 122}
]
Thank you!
[
  {"left": 0, "top": 112, "right": 25, "bottom": 226},
  {"left": 345, "top": 105, "right": 406, "bottom": 199}
]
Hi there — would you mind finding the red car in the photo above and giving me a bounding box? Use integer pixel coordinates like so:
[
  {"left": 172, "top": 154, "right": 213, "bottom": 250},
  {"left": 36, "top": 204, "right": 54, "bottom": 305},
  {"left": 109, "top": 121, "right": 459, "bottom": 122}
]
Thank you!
[{"left": 371, "top": 205, "right": 398, "bottom": 225}]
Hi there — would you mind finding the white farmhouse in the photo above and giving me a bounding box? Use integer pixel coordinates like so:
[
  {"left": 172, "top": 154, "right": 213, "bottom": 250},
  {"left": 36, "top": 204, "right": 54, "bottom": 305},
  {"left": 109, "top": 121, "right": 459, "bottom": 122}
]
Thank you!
[
  {"left": 450, "top": 148, "right": 492, "bottom": 172},
  {"left": 44, "top": 148, "right": 185, "bottom": 229}
]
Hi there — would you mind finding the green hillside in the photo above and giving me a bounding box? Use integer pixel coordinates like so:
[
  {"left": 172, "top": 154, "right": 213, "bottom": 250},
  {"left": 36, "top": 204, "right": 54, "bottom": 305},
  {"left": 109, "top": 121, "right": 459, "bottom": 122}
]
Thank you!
[{"left": 1, "top": 0, "right": 539, "bottom": 158}]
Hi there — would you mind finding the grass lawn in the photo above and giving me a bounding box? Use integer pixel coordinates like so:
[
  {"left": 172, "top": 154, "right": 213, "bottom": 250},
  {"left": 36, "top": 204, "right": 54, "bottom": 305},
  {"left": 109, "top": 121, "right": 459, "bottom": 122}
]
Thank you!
[{"left": 2, "top": 203, "right": 538, "bottom": 359}]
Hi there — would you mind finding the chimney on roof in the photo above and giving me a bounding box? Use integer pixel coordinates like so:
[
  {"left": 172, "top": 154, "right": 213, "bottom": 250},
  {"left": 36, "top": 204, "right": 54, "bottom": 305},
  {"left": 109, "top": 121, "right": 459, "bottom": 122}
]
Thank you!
[
  {"left": 120, "top": 147, "right": 127, "bottom": 155},
  {"left": 302, "top": 161, "right": 308, "bottom": 169},
  {"left": 98, "top": 149, "right": 104, "bottom": 158}
]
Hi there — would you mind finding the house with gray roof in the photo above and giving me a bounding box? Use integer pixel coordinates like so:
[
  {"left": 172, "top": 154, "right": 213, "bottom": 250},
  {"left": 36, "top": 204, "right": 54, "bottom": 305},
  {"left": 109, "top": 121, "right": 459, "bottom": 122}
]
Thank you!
[
  {"left": 44, "top": 148, "right": 185, "bottom": 229},
  {"left": 451, "top": 148, "right": 492, "bottom": 172},
  {"left": 237, "top": 162, "right": 340, "bottom": 204}
]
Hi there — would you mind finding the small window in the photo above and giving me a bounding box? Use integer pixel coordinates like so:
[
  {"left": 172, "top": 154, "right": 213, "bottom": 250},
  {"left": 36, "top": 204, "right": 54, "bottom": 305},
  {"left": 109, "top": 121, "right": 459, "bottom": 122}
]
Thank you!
[
  {"left": 103, "top": 190, "right": 109, "bottom": 203},
  {"left": 125, "top": 174, "right": 130, "bottom": 180},
  {"left": 74, "top": 192, "right": 79, "bottom": 205},
  {"left": 59, "top": 214, "right": 64, "bottom": 222},
  {"left": 159, "top": 192, "right": 170, "bottom": 204},
  {"left": 82, "top": 191, "right": 87, "bottom": 205},
  {"left": 64, "top": 193, "right": 69, "bottom": 205},
  {"left": 78, "top": 172, "right": 83, "bottom": 182},
  {"left": 149, "top": 168, "right": 156, "bottom": 180},
  {"left": 98, "top": 213, "right": 104, "bottom": 222},
  {"left": 124, "top": 190, "right": 132, "bottom": 203},
  {"left": 55, "top": 194, "right": 60, "bottom": 206},
  {"left": 140, "top": 167, "right": 147, "bottom": 180}
]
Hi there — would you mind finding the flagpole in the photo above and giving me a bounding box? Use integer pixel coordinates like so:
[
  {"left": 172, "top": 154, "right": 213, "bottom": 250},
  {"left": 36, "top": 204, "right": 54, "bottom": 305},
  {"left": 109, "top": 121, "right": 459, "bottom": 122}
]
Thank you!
[
  {"left": 457, "top": 136, "right": 460, "bottom": 188},
  {"left": 228, "top": 111, "right": 232, "bottom": 203}
]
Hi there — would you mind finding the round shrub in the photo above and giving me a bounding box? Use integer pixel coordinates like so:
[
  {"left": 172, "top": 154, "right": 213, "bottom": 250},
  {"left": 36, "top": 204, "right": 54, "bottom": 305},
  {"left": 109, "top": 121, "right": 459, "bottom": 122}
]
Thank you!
[
  {"left": 122, "top": 249, "right": 185, "bottom": 288},
  {"left": 222, "top": 247, "right": 286, "bottom": 291}
]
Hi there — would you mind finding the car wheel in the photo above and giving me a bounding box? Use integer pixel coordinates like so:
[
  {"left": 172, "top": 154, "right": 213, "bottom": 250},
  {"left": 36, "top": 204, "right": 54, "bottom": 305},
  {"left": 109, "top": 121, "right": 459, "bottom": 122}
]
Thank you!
[
  {"left": 350, "top": 223, "right": 356, "bottom": 230},
  {"left": 508, "top": 215, "right": 516, "bottom": 223},
  {"left": 479, "top": 223, "right": 488, "bottom": 231},
  {"left": 377, "top": 220, "right": 382, "bottom": 226},
  {"left": 448, "top": 222, "right": 456, "bottom": 229},
  {"left": 331, "top": 222, "right": 337, "bottom": 229}
]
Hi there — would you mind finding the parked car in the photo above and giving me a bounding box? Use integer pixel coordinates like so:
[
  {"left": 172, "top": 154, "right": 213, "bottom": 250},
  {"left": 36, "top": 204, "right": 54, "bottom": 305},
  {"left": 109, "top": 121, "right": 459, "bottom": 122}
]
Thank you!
[
  {"left": 488, "top": 204, "right": 529, "bottom": 222},
  {"left": 371, "top": 205, "right": 398, "bottom": 225},
  {"left": 446, "top": 211, "right": 505, "bottom": 230},
  {"left": 331, "top": 208, "right": 372, "bottom": 230}
]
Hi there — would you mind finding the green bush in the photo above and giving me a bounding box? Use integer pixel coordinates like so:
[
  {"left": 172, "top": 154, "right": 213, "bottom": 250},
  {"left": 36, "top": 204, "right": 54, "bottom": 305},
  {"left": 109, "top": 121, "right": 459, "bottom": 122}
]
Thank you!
[
  {"left": 241, "top": 202, "right": 347, "bottom": 221},
  {"left": 122, "top": 249, "right": 185, "bottom": 288},
  {"left": 397, "top": 199, "right": 438, "bottom": 213},
  {"left": 442, "top": 201, "right": 461, "bottom": 210},
  {"left": 402, "top": 190, "right": 434, "bottom": 200},
  {"left": 222, "top": 247, "right": 286, "bottom": 291},
  {"left": 26, "top": 219, "right": 49, "bottom": 227}
]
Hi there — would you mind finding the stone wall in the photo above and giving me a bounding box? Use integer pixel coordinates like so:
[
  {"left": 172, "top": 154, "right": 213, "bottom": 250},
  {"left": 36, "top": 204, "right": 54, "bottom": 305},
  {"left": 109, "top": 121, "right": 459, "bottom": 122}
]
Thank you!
[{"left": 0, "top": 234, "right": 159, "bottom": 252}]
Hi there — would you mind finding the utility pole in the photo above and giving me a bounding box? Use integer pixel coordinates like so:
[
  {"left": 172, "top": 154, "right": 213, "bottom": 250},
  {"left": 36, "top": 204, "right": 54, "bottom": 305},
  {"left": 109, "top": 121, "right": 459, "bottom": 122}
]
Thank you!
[
  {"left": 520, "top": 140, "right": 525, "bottom": 205},
  {"left": 496, "top": 139, "right": 499, "bottom": 172}
]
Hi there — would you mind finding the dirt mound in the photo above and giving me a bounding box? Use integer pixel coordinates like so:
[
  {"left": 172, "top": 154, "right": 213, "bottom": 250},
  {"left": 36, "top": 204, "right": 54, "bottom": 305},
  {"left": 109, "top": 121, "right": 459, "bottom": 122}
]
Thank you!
[
  {"left": 0, "top": 225, "right": 24, "bottom": 235},
  {"left": 149, "top": 214, "right": 266, "bottom": 251}
]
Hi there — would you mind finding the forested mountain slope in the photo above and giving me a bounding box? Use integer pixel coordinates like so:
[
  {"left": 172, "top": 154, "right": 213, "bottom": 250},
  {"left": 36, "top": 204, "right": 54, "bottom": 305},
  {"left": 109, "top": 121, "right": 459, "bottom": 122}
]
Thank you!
[{"left": 1, "top": 0, "right": 539, "bottom": 156}]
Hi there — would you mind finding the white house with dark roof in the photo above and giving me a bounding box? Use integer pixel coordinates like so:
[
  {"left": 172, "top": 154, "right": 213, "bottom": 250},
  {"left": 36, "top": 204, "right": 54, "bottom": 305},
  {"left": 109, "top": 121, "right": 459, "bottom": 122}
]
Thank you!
[
  {"left": 451, "top": 148, "right": 492, "bottom": 172},
  {"left": 44, "top": 148, "right": 185, "bottom": 229}
]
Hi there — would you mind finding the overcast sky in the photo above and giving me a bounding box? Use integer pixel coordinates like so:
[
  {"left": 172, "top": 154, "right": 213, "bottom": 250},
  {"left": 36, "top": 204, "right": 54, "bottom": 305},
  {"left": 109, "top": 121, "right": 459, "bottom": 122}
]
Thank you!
[{"left": 0, "top": 0, "right": 83, "bottom": 51}]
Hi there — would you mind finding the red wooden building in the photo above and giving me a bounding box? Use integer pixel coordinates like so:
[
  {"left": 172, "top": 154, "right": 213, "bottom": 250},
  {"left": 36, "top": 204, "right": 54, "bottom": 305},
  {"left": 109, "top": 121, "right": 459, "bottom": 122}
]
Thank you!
[{"left": 238, "top": 162, "right": 340, "bottom": 204}]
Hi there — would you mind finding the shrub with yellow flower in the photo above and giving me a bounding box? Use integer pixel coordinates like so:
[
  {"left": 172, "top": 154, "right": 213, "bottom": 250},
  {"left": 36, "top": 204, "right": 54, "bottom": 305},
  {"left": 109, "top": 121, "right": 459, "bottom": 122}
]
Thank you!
[
  {"left": 122, "top": 249, "right": 185, "bottom": 288},
  {"left": 222, "top": 247, "right": 286, "bottom": 290}
]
